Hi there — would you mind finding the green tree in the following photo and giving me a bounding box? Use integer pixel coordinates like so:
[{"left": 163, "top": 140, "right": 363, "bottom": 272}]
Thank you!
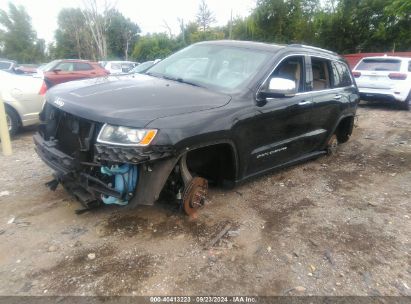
[
  {"left": 54, "top": 8, "right": 94, "bottom": 59},
  {"left": 0, "top": 3, "right": 45, "bottom": 63},
  {"left": 106, "top": 10, "right": 140, "bottom": 60},
  {"left": 131, "top": 33, "right": 181, "bottom": 62}
]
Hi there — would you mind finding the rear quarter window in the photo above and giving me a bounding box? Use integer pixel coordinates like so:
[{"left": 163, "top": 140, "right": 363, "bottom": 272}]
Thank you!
[
  {"left": 74, "top": 62, "right": 93, "bottom": 71},
  {"left": 408, "top": 61, "right": 411, "bottom": 72},
  {"left": 332, "top": 61, "right": 352, "bottom": 88},
  {"left": 356, "top": 59, "right": 401, "bottom": 71}
]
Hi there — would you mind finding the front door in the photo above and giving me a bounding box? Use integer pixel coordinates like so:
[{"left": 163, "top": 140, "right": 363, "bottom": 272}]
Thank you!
[{"left": 243, "top": 55, "right": 321, "bottom": 177}]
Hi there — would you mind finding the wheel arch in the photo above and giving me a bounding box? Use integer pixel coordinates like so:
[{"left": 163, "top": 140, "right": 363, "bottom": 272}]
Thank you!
[
  {"left": 329, "top": 114, "right": 355, "bottom": 144},
  {"left": 178, "top": 139, "right": 240, "bottom": 185},
  {"left": 4, "top": 102, "right": 22, "bottom": 127}
]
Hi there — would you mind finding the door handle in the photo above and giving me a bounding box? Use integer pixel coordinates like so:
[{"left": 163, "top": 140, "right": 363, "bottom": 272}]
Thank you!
[
  {"left": 298, "top": 100, "right": 313, "bottom": 106},
  {"left": 334, "top": 94, "right": 342, "bottom": 100}
]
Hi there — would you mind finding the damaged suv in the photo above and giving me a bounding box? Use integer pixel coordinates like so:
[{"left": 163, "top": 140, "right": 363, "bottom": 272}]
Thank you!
[{"left": 34, "top": 41, "right": 359, "bottom": 214}]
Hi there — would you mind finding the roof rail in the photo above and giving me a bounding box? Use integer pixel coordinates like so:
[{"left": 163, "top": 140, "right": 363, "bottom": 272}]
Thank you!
[{"left": 288, "top": 44, "right": 338, "bottom": 55}]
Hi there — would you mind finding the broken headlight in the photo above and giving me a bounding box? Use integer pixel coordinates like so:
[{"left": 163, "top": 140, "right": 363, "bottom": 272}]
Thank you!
[{"left": 97, "top": 124, "right": 157, "bottom": 146}]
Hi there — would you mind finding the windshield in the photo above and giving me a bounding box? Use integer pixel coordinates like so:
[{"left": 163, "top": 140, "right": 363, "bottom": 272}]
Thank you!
[
  {"left": 39, "top": 60, "right": 60, "bottom": 71},
  {"left": 131, "top": 61, "right": 154, "bottom": 73},
  {"left": 147, "top": 44, "right": 272, "bottom": 92},
  {"left": 357, "top": 58, "right": 401, "bottom": 71}
]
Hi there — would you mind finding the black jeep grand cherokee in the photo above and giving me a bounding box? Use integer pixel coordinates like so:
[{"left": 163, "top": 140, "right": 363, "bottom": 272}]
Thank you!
[{"left": 34, "top": 41, "right": 359, "bottom": 214}]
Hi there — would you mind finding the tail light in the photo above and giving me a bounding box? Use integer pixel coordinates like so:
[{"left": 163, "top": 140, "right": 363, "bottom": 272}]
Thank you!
[
  {"left": 352, "top": 71, "right": 361, "bottom": 78},
  {"left": 388, "top": 73, "right": 407, "bottom": 80},
  {"left": 39, "top": 81, "right": 48, "bottom": 95}
]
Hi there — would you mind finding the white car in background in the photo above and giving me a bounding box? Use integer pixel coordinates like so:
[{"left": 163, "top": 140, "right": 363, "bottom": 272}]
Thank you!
[
  {"left": 0, "top": 71, "right": 47, "bottom": 135},
  {"left": 353, "top": 56, "right": 411, "bottom": 110},
  {"left": 103, "top": 61, "right": 138, "bottom": 75}
]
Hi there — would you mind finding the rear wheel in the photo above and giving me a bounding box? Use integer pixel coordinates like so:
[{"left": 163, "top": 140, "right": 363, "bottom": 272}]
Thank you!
[
  {"left": 402, "top": 91, "right": 411, "bottom": 111},
  {"left": 402, "top": 99, "right": 410, "bottom": 111},
  {"left": 5, "top": 107, "right": 20, "bottom": 136}
]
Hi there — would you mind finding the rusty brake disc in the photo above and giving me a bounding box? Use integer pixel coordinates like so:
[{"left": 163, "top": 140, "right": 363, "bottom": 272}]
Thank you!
[{"left": 182, "top": 177, "right": 208, "bottom": 216}]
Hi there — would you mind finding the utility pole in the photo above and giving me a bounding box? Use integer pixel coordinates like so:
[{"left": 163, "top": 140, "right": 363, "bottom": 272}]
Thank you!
[
  {"left": 229, "top": 9, "right": 233, "bottom": 40},
  {"left": 182, "top": 19, "right": 185, "bottom": 45}
]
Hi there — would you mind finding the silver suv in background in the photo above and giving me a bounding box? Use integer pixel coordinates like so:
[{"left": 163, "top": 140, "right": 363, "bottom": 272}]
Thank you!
[
  {"left": 353, "top": 56, "right": 411, "bottom": 110},
  {"left": 0, "top": 59, "right": 17, "bottom": 71},
  {"left": 103, "top": 61, "right": 138, "bottom": 74}
]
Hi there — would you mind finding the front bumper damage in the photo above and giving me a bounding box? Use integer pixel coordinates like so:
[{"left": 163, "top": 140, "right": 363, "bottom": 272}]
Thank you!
[{"left": 34, "top": 133, "right": 177, "bottom": 209}]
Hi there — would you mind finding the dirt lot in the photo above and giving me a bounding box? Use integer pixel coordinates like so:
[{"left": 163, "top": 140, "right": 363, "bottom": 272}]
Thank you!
[{"left": 0, "top": 104, "right": 410, "bottom": 296}]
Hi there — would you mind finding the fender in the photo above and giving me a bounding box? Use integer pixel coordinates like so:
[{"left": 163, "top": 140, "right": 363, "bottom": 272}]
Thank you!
[{"left": 128, "top": 139, "right": 239, "bottom": 207}]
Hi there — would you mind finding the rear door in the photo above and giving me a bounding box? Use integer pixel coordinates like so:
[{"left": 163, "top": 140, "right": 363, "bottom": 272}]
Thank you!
[
  {"left": 74, "top": 62, "right": 96, "bottom": 79},
  {"left": 309, "top": 57, "right": 355, "bottom": 149}
]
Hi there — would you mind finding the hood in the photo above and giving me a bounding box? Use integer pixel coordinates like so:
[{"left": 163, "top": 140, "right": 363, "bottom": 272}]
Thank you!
[{"left": 46, "top": 74, "right": 231, "bottom": 128}]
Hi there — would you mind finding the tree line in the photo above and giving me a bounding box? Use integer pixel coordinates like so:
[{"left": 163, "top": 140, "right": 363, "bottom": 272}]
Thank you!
[{"left": 0, "top": 0, "right": 410, "bottom": 64}]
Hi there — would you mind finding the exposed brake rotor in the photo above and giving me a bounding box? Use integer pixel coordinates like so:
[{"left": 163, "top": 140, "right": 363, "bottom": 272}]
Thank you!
[
  {"left": 182, "top": 177, "right": 208, "bottom": 216},
  {"left": 327, "top": 134, "right": 339, "bottom": 156}
]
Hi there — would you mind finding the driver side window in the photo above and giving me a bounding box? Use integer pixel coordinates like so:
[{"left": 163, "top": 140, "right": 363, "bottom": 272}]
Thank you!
[{"left": 268, "top": 56, "right": 305, "bottom": 93}]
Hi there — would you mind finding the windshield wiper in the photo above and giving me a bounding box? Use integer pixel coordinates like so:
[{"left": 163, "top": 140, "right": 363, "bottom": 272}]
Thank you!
[
  {"left": 146, "top": 72, "right": 204, "bottom": 88},
  {"left": 159, "top": 74, "right": 202, "bottom": 88}
]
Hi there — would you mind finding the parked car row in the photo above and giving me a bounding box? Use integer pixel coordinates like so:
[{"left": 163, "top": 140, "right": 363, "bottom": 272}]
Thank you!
[
  {"left": 2, "top": 49, "right": 408, "bottom": 143},
  {"left": 1, "top": 58, "right": 161, "bottom": 136},
  {"left": 0, "top": 59, "right": 38, "bottom": 74}
]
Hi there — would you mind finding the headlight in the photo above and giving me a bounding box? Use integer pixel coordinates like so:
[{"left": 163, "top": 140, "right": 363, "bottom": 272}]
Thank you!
[{"left": 97, "top": 124, "right": 157, "bottom": 146}]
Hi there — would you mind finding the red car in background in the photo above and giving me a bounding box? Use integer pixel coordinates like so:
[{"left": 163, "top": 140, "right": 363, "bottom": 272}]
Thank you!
[{"left": 38, "top": 59, "right": 109, "bottom": 87}]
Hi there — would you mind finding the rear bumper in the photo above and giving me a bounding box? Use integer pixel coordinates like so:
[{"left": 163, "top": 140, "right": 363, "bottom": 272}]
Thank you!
[{"left": 358, "top": 88, "right": 408, "bottom": 103}]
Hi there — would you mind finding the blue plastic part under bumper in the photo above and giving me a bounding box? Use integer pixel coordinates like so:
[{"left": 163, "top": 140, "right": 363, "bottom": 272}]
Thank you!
[{"left": 100, "top": 164, "right": 138, "bottom": 205}]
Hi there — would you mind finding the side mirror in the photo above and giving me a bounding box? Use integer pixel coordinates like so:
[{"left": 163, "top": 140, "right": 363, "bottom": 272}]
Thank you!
[
  {"left": 53, "top": 69, "right": 61, "bottom": 73},
  {"left": 259, "top": 77, "right": 296, "bottom": 99}
]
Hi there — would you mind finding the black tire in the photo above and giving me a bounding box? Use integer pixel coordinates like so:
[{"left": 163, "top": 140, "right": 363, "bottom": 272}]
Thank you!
[
  {"left": 5, "top": 106, "right": 20, "bottom": 136},
  {"left": 402, "top": 91, "right": 411, "bottom": 111},
  {"left": 402, "top": 99, "right": 410, "bottom": 111}
]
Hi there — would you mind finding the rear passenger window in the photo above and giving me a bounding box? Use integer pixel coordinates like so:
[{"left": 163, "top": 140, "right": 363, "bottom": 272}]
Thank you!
[
  {"left": 332, "top": 61, "right": 352, "bottom": 88},
  {"left": 311, "top": 58, "right": 331, "bottom": 91},
  {"left": 75, "top": 63, "right": 93, "bottom": 71}
]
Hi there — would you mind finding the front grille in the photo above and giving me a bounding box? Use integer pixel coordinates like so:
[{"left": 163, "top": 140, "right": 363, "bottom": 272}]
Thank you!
[{"left": 41, "top": 103, "right": 100, "bottom": 161}]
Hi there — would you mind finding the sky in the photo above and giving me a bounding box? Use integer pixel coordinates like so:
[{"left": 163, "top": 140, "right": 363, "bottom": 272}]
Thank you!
[{"left": 0, "top": 0, "right": 257, "bottom": 44}]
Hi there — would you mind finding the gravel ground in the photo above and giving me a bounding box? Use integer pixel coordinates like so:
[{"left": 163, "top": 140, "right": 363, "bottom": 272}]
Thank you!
[{"left": 0, "top": 104, "right": 410, "bottom": 296}]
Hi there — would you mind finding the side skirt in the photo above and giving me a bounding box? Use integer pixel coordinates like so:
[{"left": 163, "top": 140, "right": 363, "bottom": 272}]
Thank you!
[{"left": 237, "top": 150, "right": 327, "bottom": 185}]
